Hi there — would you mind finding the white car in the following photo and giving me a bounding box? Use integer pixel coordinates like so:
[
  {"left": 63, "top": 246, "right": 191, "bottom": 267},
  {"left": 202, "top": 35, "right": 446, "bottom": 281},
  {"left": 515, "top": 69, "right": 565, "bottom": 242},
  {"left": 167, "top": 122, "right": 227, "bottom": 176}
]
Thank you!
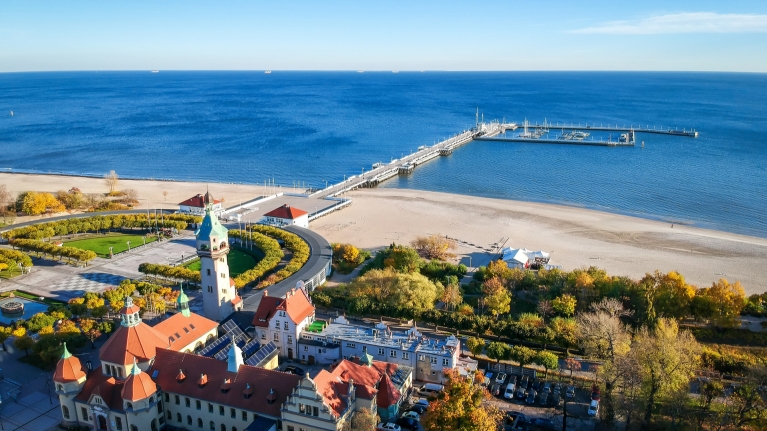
[
  {"left": 401, "top": 411, "right": 421, "bottom": 421},
  {"left": 496, "top": 372, "right": 507, "bottom": 384},
  {"left": 377, "top": 423, "right": 401, "bottom": 431},
  {"left": 588, "top": 400, "right": 599, "bottom": 416},
  {"left": 503, "top": 382, "right": 516, "bottom": 399}
]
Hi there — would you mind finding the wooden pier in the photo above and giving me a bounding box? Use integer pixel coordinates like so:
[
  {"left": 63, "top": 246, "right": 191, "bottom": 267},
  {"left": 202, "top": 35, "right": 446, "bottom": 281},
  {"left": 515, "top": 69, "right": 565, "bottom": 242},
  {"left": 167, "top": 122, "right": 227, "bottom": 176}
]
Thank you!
[{"left": 517, "top": 121, "right": 699, "bottom": 138}]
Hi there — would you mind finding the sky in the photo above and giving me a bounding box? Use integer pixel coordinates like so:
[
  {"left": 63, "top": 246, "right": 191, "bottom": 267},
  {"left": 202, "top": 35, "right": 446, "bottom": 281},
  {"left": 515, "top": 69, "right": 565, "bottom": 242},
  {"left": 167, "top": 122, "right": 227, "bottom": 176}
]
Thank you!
[{"left": 1, "top": 0, "right": 767, "bottom": 72}]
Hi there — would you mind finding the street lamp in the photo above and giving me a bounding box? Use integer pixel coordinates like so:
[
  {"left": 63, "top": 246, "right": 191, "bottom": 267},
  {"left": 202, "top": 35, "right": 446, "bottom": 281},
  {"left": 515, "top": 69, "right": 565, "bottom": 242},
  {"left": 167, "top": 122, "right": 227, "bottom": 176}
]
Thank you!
[{"left": 126, "top": 241, "right": 131, "bottom": 252}]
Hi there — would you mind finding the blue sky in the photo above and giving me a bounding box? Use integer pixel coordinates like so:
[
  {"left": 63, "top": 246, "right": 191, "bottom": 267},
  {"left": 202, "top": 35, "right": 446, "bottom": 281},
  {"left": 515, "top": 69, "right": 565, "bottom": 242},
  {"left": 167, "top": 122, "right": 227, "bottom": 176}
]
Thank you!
[{"left": 1, "top": 0, "right": 766, "bottom": 72}]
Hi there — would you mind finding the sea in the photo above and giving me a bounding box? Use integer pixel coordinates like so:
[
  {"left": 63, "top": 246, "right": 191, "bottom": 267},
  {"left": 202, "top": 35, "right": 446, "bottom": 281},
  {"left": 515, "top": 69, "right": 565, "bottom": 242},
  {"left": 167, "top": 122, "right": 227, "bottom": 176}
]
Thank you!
[{"left": 1, "top": 71, "right": 766, "bottom": 237}]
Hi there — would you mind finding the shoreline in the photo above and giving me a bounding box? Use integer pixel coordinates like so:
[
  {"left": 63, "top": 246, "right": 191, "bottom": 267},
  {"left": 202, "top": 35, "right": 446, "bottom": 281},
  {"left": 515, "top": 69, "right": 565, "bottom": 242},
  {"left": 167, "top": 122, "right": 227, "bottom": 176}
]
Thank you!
[{"left": 2, "top": 172, "right": 766, "bottom": 293}]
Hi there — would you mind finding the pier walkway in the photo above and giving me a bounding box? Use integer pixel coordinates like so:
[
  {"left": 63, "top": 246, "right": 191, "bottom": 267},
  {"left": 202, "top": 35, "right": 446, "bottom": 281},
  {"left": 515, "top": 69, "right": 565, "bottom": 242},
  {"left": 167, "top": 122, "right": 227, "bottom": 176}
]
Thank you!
[{"left": 507, "top": 121, "right": 699, "bottom": 137}]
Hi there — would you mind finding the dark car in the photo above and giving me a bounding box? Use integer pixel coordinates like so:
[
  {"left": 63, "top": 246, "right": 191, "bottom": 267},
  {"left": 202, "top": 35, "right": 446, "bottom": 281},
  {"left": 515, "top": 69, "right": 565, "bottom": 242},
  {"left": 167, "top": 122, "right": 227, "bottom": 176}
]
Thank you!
[
  {"left": 528, "top": 418, "right": 556, "bottom": 430},
  {"left": 526, "top": 389, "right": 537, "bottom": 405},
  {"left": 490, "top": 383, "right": 501, "bottom": 397},
  {"left": 406, "top": 405, "right": 427, "bottom": 415},
  {"left": 549, "top": 392, "right": 561, "bottom": 407},
  {"left": 539, "top": 392, "right": 550, "bottom": 406},
  {"left": 284, "top": 365, "right": 306, "bottom": 376},
  {"left": 531, "top": 379, "right": 542, "bottom": 391},
  {"left": 506, "top": 411, "right": 528, "bottom": 423},
  {"left": 591, "top": 391, "right": 601, "bottom": 401},
  {"left": 396, "top": 417, "right": 418, "bottom": 430}
]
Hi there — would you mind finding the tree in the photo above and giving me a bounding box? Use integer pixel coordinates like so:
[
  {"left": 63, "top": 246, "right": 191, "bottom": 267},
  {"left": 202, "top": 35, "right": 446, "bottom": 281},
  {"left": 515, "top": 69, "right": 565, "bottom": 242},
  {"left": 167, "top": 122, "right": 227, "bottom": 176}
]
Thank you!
[
  {"left": 342, "top": 244, "right": 360, "bottom": 264},
  {"left": 411, "top": 234, "right": 456, "bottom": 260},
  {"left": 535, "top": 351, "right": 559, "bottom": 378},
  {"left": 483, "top": 277, "right": 511, "bottom": 317},
  {"left": 466, "top": 337, "right": 484, "bottom": 356},
  {"left": 537, "top": 300, "right": 553, "bottom": 323},
  {"left": 576, "top": 300, "right": 632, "bottom": 361},
  {"left": 564, "top": 357, "right": 581, "bottom": 381},
  {"left": 551, "top": 294, "right": 577, "bottom": 316},
  {"left": 19, "top": 191, "right": 65, "bottom": 215},
  {"left": 105, "top": 170, "right": 119, "bottom": 194},
  {"left": 341, "top": 408, "right": 377, "bottom": 431},
  {"left": 421, "top": 369, "right": 502, "bottom": 431},
  {"left": 441, "top": 283, "right": 462, "bottom": 311},
  {"left": 632, "top": 318, "right": 701, "bottom": 424},
  {"left": 25, "top": 312, "right": 58, "bottom": 332},
  {"left": 13, "top": 334, "right": 35, "bottom": 356},
  {"left": 122, "top": 188, "right": 139, "bottom": 206},
  {"left": 639, "top": 271, "right": 696, "bottom": 321},
  {"left": 692, "top": 278, "right": 746, "bottom": 327},
  {"left": 510, "top": 345, "right": 536, "bottom": 368},
  {"left": 549, "top": 317, "right": 578, "bottom": 353},
  {"left": 486, "top": 342, "right": 511, "bottom": 363},
  {"left": 0, "top": 326, "right": 11, "bottom": 351}
]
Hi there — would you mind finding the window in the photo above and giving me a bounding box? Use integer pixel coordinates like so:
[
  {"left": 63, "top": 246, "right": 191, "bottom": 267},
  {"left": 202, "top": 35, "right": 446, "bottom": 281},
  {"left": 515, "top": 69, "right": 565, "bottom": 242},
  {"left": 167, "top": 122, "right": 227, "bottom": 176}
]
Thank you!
[
  {"left": 207, "top": 269, "right": 211, "bottom": 276},
  {"left": 304, "top": 345, "right": 308, "bottom": 351},
  {"left": 419, "top": 354, "right": 425, "bottom": 361},
  {"left": 221, "top": 425, "right": 226, "bottom": 431},
  {"left": 284, "top": 322, "right": 289, "bottom": 330},
  {"left": 196, "top": 400, "right": 201, "bottom": 410},
  {"left": 362, "top": 346, "right": 367, "bottom": 352},
  {"left": 242, "top": 411, "right": 247, "bottom": 420},
  {"left": 165, "top": 393, "right": 169, "bottom": 402},
  {"left": 443, "top": 358, "right": 449, "bottom": 366},
  {"left": 187, "top": 415, "right": 192, "bottom": 425},
  {"left": 208, "top": 286, "right": 213, "bottom": 293},
  {"left": 313, "top": 406, "right": 319, "bottom": 416},
  {"left": 221, "top": 273, "right": 225, "bottom": 279},
  {"left": 62, "top": 406, "right": 70, "bottom": 419},
  {"left": 275, "top": 320, "right": 280, "bottom": 329},
  {"left": 175, "top": 395, "right": 180, "bottom": 405},
  {"left": 185, "top": 397, "right": 191, "bottom": 407},
  {"left": 158, "top": 400, "right": 164, "bottom": 413},
  {"left": 126, "top": 402, "right": 132, "bottom": 410},
  {"left": 346, "top": 343, "right": 356, "bottom": 348},
  {"left": 208, "top": 403, "right": 213, "bottom": 413},
  {"left": 231, "top": 407, "right": 236, "bottom": 418},
  {"left": 430, "top": 356, "right": 437, "bottom": 364},
  {"left": 117, "top": 367, "right": 124, "bottom": 378},
  {"left": 274, "top": 333, "right": 279, "bottom": 342},
  {"left": 116, "top": 417, "right": 123, "bottom": 430},
  {"left": 219, "top": 405, "right": 225, "bottom": 416},
  {"left": 288, "top": 427, "right": 295, "bottom": 431},
  {"left": 210, "top": 421, "right": 215, "bottom": 430},
  {"left": 167, "top": 411, "right": 172, "bottom": 420},
  {"left": 390, "top": 350, "right": 397, "bottom": 358},
  {"left": 177, "top": 413, "right": 182, "bottom": 422},
  {"left": 378, "top": 348, "right": 384, "bottom": 355},
  {"left": 288, "top": 335, "right": 292, "bottom": 344},
  {"left": 81, "top": 407, "right": 88, "bottom": 420},
  {"left": 131, "top": 426, "right": 139, "bottom": 431},
  {"left": 299, "top": 404, "right": 305, "bottom": 414},
  {"left": 198, "top": 417, "right": 203, "bottom": 428},
  {"left": 403, "top": 352, "right": 409, "bottom": 360}
]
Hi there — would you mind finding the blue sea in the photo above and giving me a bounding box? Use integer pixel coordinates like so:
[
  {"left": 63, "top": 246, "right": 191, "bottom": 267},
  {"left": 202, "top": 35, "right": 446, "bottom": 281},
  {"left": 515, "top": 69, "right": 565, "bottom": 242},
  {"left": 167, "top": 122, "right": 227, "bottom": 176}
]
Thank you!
[{"left": 1, "top": 71, "right": 766, "bottom": 237}]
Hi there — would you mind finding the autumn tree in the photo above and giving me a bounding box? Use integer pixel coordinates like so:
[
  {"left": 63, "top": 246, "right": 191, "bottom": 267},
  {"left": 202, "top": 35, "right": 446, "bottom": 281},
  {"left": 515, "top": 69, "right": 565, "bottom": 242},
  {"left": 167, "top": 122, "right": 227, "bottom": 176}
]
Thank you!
[
  {"left": 564, "top": 357, "right": 581, "bottom": 381},
  {"left": 486, "top": 342, "right": 511, "bottom": 363},
  {"left": 466, "top": 337, "right": 484, "bottom": 356},
  {"left": 551, "top": 294, "right": 577, "bottom": 316},
  {"left": 341, "top": 408, "right": 377, "bottom": 431},
  {"left": 421, "top": 369, "right": 502, "bottom": 431},
  {"left": 510, "top": 345, "right": 536, "bottom": 368},
  {"left": 441, "top": 283, "right": 462, "bottom": 311},
  {"left": 14, "top": 334, "right": 35, "bottom": 356},
  {"left": 121, "top": 188, "right": 139, "bottom": 206},
  {"left": 639, "top": 271, "right": 697, "bottom": 321},
  {"left": 632, "top": 318, "right": 701, "bottom": 425},
  {"left": 411, "top": 234, "right": 456, "bottom": 260},
  {"left": 535, "top": 351, "right": 559, "bottom": 378},
  {"left": 691, "top": 278, "right": 746, "bottom": 327},
  {"left": 537, "top": 299, "right": 553, "bottom": 323},
  {"left": 348, "top": 267, "right": 439, "bottom": 315},
  {"left": 104, "top": 170, "right": 119, "bottom": 194},
  {"left": 80, "top": 318, "right": 102, "bottom": 348},
  {"left": 549, "top": 317, "right": 578, "bottom": 353},
  {"left": 342, "top": 244, "right": 360, "bottom": 264},
  {"left": 0, "top": 326, "right": 11, "bottom": 351},
  {"left": 482, "top": 277, "right": 510, "bottom": 317},
  {"left": 19, "top": 191, "right": 65, "bottom": 215}
]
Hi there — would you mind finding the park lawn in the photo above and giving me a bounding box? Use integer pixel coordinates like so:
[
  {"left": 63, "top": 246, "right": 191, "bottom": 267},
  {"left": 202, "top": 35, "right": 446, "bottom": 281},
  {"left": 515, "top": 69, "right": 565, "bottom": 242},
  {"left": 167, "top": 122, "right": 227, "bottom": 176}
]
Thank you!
[
  {"left": 64, "top": 233, "right": 159, "bottom": 257},
  {"left": 185, "top": 248, "right": 261, "bottom": 278}
]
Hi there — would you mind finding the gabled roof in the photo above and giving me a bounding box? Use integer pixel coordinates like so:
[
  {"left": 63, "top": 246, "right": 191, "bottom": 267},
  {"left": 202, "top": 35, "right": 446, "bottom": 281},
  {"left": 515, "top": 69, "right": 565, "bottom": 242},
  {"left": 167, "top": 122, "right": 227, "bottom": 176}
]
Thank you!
[
  {"left": 75, "top": 370, "right": 126, "bottom": 412},
  {"left": 376, "top": 372, "right": 400, "bottom": 408},
  {"left": 179, "top": 194, "right": 222, "bottom": 207},
  {"left": 99, "top": 322, "right": 170, "bottom": 365},
  {"left": 252, "top": 288, "right": 315, "bottom": 327},
  {"left": 263, "top": 204, "right": 308, "bottom": 220},
  {"left": 151, "top": 349, "right": 300, "bottom": 418},
  {"left": 153, "top": 312, "right": 218, "bottom": 352},
  {"left": 312, "top": 371, "right": 350, "bottom": 417}
]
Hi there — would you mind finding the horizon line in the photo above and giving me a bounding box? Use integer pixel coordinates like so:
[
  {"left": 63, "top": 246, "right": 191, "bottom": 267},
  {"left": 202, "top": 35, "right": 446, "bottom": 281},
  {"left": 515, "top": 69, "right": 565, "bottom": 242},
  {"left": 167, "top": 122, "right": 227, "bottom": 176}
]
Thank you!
[{"left": 2, "top": 69, "right": 767, "bottom": 74}]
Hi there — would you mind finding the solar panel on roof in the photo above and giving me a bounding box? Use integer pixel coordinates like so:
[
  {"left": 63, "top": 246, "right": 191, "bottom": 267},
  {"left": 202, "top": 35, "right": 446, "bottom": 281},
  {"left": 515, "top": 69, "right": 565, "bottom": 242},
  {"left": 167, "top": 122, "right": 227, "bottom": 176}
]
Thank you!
[
  {"left": 245, "top": 342, "right": 277, "bottom": 366},
  {"left": 222, "top": 320, "right": 250, "bottom": 343},
  {"left": 242, "top": 339, "right": 260, "bottom": 357},
  {"left": 213, "top": 337, "right": 247, "bottom": 361},
  {"left": 198, "top": 334, "right": 231, "bottom": 357}
]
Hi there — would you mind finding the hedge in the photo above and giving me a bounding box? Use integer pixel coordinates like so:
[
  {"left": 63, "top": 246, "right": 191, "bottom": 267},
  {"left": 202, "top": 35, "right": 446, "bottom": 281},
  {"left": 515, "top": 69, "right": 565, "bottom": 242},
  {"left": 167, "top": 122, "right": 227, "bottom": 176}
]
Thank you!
[
  {"left": 0, "top": 248, "right": 34, "bottom": 267},
  {"left": 228, "top": 231, "right": 282, "bottom": 288},
  {"left": 12, "top": 238, "right": 97, "bottom": 264},
  {"left": 138, "top": 262, "right": 202, "bottom": 284},
  {"left": 248, "top": 225, "right": 310, "bottom": 286}
]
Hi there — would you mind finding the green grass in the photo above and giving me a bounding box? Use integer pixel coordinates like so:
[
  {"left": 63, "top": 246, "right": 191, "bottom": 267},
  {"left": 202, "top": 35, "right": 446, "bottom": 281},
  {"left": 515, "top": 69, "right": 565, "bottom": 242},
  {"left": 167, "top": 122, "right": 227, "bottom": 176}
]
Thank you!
[
  {"left": 0, "top": 290, "right": 66, "bottom": 305},
  {"left": 64, "top": 233, "right": 159, "bottom": 257},
  {"left": 185, "top": 248, "right": 262, "bottom": 278}
]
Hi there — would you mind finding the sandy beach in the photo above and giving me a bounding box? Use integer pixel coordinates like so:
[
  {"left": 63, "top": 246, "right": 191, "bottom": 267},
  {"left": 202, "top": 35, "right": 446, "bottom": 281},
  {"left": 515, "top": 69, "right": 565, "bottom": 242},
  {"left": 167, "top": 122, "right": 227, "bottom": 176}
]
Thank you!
[{"left": 2, "top": 172, "right": 766, "bottom": 294}]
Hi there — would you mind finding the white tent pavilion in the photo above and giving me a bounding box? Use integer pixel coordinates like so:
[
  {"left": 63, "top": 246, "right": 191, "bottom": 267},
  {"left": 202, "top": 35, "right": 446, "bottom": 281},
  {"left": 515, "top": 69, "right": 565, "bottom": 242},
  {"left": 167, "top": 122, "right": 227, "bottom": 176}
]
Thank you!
[{"left": 500, "top": 247, "right": 551, "bottom": 269}]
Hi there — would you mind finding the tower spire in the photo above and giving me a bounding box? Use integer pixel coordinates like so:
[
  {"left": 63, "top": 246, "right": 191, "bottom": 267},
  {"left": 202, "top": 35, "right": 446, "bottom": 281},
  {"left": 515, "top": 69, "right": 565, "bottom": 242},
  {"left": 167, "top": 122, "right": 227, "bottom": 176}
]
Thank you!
[
  {"left": 227, "top": 340, "right": 244, "bottom": 373},
  {"left": 61, "top": 342, "right": 72, "bottom": 359},
  {"left": 178, "top": 284, "right": 191, "bottom": 317}
]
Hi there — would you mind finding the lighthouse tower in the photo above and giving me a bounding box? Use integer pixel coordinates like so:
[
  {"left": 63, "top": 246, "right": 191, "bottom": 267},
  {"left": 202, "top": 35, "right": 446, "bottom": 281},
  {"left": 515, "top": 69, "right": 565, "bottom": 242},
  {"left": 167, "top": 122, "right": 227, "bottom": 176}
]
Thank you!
[{"left": 196, "top": 192, "right": 241, "bottom": 321}]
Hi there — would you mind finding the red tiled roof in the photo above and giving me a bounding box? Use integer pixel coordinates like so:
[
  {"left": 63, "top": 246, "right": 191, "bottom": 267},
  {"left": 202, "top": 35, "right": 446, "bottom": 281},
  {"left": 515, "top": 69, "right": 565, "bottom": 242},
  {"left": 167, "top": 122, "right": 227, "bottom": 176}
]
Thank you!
[
  {"left": 99, "top": 323, "right": 170, "bottom": 365},
  {"left": 376, "top": 372, "right": 400, "bottom": 408},
  {"left": 75, "top": 370, "right": 126, "bottom": 411},
  {"left": 122, "top": 369, "right": 157, "bottom": 402},
  {"left": 252, "top": 288, "right": 314, "bottom": 327},
  {"left": 263, "top": 204, "right": 308, "bottom": 219},
  {"left": 154, "top": 313, "right": 218, "bottom": 352},
  {"left": 231, "top": 296, "right": 242, "bottom": 306},
  {"left": 312, "top": 371, "right": 350, "bottom": 417},
  {"left": 331, "top": 360, "right": 382, "bottom": 388},
  {"left": 151, "top": 349, "right": 300, "bottom": 417},
  {"left": 179, "top": 194, "right": 222, "bottom": 207},
  {"left": 54, "top": 355, "right": 86, "bottom": 383}
]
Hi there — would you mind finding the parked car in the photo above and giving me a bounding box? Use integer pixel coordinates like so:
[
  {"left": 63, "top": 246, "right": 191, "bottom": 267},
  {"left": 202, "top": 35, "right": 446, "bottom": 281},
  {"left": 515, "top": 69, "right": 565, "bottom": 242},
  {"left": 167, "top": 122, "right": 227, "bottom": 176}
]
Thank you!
[
  {"left": 414, "top": 399, "right": 430, "bottom": 408},
  {"left": 419, "top": 383, "right": 444, "bottom": 398},
  {"left": 588, "top": 400, "right": 600, "bottom": 416},
  {"left": 490, "top": 383, "right": 501, "bottom": 396},
  {"left": 566, "top": 385, "right": 576, "bottom": 398},
  {"left": 531, "top": 379, "right": 542, "bottom": 391},
  {"left": 377, "top": 423, "right": 401, "bottom": 431},
  {"left": 485, "top": 371, "right": 494, "bottom": 381},
  {"left": 401, "top": 411, "right": 420, "bottom": 422},
  {"left": 526, "top": 389, "right": 537, "bottom": 405},
  {"left": 395, "top": 417, "right": 418, "bottom": 430},
  {"left": 406, "top": 405, "right": 427, "bottom": 415},
  {"left": 506, "top": 411, "right": 528, "bottom": 423},
  {"left": 553, "top": 383, "right": 562, "bottom": 394},
  {"left": 542, "top": 381, "right": 552, "bottom": 393},
  {"left": 504, "top": 382, "right": 516, "bottom": 399},
  {"left": 528, "top": 418, "right": 556, "bottom": 430},
  {"left": 549, "top": 392, "right": 561, "bottom": 407},
  {"left": 591, "top": 391, "right": 601, "bottom": 401},
  {"left": 284, "top": 365, "right": 306, "bottom": 376},
  {"left": 520, "top": 376, "right": 529, "bottom": 390},
  {"left": 516, "top": 384, "right": 527, "bottom": 399},
  {"left": 496, "top": 372, "right": 508, "bottom": 384}
]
